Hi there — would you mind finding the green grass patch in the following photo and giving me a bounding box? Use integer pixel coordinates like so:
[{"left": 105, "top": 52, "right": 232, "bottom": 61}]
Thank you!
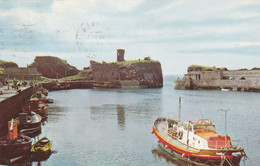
[
  {"left": 189, "top": 64, "right": 217, "bottom": 71},
  {"left": 116, "top": 60, "right": 159, "bottom": 65},
  {"left": 39, "top": 76, "right": 54, "bottom": 82},
  {"left": 59, "top": 74, "right": 86, "bottom": 81}
]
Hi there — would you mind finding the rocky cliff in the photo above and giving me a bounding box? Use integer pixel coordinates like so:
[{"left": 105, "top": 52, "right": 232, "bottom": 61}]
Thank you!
[
  {"left": 85, "top": 59, "right": 163, "bottom": 88},
  {"left": 29, "top": 56, "right": 79, "bottom": 78},
  {"left": 0, "top": 60, "right": 18, "bottom": 68}
]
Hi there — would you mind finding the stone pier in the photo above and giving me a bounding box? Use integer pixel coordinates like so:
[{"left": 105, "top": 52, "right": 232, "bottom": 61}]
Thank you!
[{"left": 0, "top": 85, "right": 33, "bottom": 137}]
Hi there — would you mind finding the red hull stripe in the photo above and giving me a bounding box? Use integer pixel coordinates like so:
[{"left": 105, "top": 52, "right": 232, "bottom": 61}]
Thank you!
[{"left": 153, "top": 126, "right": 233, "bottom": 160}]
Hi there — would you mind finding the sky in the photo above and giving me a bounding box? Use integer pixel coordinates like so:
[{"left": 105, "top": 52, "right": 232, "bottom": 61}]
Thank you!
[{"left": 0, "top": 0, "right": 260, "bottom": 75}]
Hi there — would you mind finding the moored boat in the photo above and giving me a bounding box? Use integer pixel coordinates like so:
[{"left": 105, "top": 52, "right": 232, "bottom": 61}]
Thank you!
[
  {"left": 152, "top": 117, "right": 246, "bottom": 165},
  {"left": 16, "top": 111, "right": 42, "bottom": 136},
  {"left": 32, "top": 137, "right": 52, "bottom": 155},
  {"left": 0, "top": 120, "right": 32, "bottom": 164},
  {"left": 51, "top": 82, "right": 70, "bottom": 90},
  {"left": 22, "top": 98, "right": 48, "bottom": 117},
  {"left": 31, "top": 91, "right": 54, "bottom": 103}
]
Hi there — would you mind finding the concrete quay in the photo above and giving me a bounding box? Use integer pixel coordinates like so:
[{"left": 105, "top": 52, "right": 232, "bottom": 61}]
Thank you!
[{"left": 0, "top": 85, "right": 33, "bottom": 137}]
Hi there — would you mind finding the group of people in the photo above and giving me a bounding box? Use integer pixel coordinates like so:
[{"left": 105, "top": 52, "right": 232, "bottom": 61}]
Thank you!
[
  {"left": 0, "top": 79, "right": 38, "bottom": 93},
  {"left": 6, "top": 80, "right": 28, "bottom": 90}
]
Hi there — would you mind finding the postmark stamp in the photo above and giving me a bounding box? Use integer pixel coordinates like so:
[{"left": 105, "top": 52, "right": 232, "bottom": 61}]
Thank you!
[{"left": 76, "top": 21, "right": 107, "bottom": 58}]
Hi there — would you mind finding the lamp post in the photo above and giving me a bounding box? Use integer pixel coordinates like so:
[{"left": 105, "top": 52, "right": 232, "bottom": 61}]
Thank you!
[
  {"left": 179, "top": 96, "right": 181, "bottom": 122},
  {"left": 217, "top": 108, "right": 230, "bottom": 148}
]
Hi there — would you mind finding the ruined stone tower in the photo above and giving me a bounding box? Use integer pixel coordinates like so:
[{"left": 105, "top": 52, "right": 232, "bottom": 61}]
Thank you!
[{"left": 117, "top": 49, "right": 125, "bottom": 62}]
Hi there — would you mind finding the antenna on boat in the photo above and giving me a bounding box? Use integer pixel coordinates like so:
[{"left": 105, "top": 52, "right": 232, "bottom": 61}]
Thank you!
[
  {"left": 217, "top": 108, "right": 230, "bottom": 148},
  {"left": 178, "top": 96, "right": 181, "bottom": 122}
]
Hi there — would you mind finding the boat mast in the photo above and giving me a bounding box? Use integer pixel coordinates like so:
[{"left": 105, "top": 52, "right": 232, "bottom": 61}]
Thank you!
[
  {"left": 179, "top": 96, "right": 181, "bottom": 122},
  {"left": 218, "top": 109, "right": 230, "bottom": 148}
]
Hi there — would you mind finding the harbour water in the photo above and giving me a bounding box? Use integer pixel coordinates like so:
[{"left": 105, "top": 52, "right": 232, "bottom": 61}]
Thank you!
[{"left": 25, "top": 76, "right": 260, "bottom": 165}]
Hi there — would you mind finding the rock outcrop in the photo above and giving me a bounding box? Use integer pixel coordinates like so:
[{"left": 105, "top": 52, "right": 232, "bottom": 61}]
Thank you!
[
  {"left": 0, "top": 60, "right": 18, "bottom": 68},
  {"left": 81, "top": 49, "right": 163, "bottom": 88},
  {"left": 29, "top": 56, "right": 79, "bottom": 78},
  {"left": 83, "top": 59, "right": 163, "bottom": 88}
]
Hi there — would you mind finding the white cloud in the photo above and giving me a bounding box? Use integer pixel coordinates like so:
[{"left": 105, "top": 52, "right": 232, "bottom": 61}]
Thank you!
[
  {"left": 105, "top": 0, "right": 145, "bottom": 11},
  {"left": 147, "top": 0, "right": 260, "bottom": 22},
  {"left": 0, "top": 0, "right": 259, "bottom": 74},
  {"left": 0, "top": 8, "right": 43, "bottom": 25}
]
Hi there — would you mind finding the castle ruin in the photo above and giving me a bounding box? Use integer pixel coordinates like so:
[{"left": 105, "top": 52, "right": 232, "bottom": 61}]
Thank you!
[
  {"left": 175, "top": 66, "right": 260, "bottom": 92},
  {"left": 87, "top": 49, "right": 163, "bottom": 88},
  {"left": 117, "top": 49, "right": 125, "bottom": 62}
]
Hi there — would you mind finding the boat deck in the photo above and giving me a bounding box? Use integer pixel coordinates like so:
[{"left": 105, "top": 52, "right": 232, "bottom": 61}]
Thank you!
[
  {"left": 195, "top": 130, "right": 219, "bottom": 139},
  {"left": 156, "top": 121, "right": 199, "bottom": 152}
]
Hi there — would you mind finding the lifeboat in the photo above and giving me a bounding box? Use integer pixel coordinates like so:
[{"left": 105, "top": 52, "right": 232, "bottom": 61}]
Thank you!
[{"left": 152, "top": 117, "right": 245, "bottom": 165}]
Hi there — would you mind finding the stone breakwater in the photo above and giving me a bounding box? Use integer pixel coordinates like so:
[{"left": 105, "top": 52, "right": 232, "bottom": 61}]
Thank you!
[
  {"left": 175, "top": 69, "right": 260, "bottom": 92},
  {"left": 41, "top": 81, "right": 94, "bottom": 91}
]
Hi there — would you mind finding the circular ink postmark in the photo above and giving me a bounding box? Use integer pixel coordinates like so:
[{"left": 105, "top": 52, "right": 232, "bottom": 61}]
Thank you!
[{"left": 76, "top": 21, "right": 108, "bottom": 58}]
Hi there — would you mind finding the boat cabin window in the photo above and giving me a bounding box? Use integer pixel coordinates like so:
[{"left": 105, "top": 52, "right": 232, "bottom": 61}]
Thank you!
[
  {"left": 167, "top": 119, "right": 178, "bottom": 128},
  {"left": 193, "top": 119, "right": 216, "bottom": 132},
  {"left": 194, "top": 124, "right": 216, "bottom": 132}
]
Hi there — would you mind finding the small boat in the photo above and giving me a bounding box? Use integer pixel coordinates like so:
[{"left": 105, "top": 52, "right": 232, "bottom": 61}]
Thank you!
[
  {"left": 40, "top": 87, "right": 49, "bottom": 96},
  {"left": 93, "top": 81, "right": 116, "bottom": 88},
  {"left": 22, "top": 98, "right": 48, "bottom": 117},
  {"left": 51, "top": 82, "right": 70, "bottom": 90},
  {"left": 44, "top": 98, "right": 54, "bottom": 104},
  {"left": 0, "top": 120, "right": 32, "bottom": 164},
  {"left": 32, "top": 137, "right": 52, "bottom": 155},
  {"left": 16, "top": 112, "right": 42, "bottom": 136},
  {"left": 151, "top": 98, "right": 246, "bottom": 165},
  {"left": 31, "top": 91, "right": 54, "bottom": 103},
  {"left": 31, "top": 92, "right": 47, "bottom": 102},
  {"left": 221, "top": 88, "right": 231, "bottom": 92}
]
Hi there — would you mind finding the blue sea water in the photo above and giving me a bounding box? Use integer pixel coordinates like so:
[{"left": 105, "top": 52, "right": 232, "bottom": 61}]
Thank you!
[{"left": 31, "top": 75, "right": 259, "bottom": 165}]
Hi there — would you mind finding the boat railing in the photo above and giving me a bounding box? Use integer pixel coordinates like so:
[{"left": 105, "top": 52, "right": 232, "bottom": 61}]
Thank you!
[
  {"left": 194, "top": 126, "right": 216, "bottom": 133},
  {"left": 168, "top": 128, "right": 177, "bottom": 138}
]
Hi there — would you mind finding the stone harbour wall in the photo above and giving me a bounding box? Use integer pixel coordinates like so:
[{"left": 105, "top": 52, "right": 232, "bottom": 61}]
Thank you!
[
  {"left": 175, "top": 69, "right": 260, "bottom": 92},
  {"left": 0, "top": 86, "right": 33, "bottom": 137}
]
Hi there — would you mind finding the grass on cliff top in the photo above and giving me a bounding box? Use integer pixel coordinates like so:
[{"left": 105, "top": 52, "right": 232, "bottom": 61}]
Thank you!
[
  {"left": 39, "top": 76, "right": 54, "bottom": 82},
  {"left": 59, "top": 74, "right": 86, "bottom": 81},
  {"left": 0, "top": 60, "right": 10, "bottom": 64},
  {"left": 189, "top": 64, "right": 218, "bottom": 71},
  {"left": 115, "top": 59, "right": 159, "bottom": 65}
]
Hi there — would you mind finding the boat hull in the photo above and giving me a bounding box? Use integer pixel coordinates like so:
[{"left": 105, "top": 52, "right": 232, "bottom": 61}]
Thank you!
[
  {"left": 16, "top": 112, "right": 42, "bottom": 137},
  {"left": 152, "top": 118, "right": 244, "bottom": 165},
  {"left": 0, "top": 135, "right": 32, "bottom": 161},
  {"left": 22, "top": 100, "right": 48, "bottom": 117},
  {"left": 18, "top": 122, "right": 41, "bottom": 131},
  {"left": 32, "top": 137, "right": 52, "bottom": 158},
  {"left": 20, "top": 127, "right": 42, "bottom": 138}
]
